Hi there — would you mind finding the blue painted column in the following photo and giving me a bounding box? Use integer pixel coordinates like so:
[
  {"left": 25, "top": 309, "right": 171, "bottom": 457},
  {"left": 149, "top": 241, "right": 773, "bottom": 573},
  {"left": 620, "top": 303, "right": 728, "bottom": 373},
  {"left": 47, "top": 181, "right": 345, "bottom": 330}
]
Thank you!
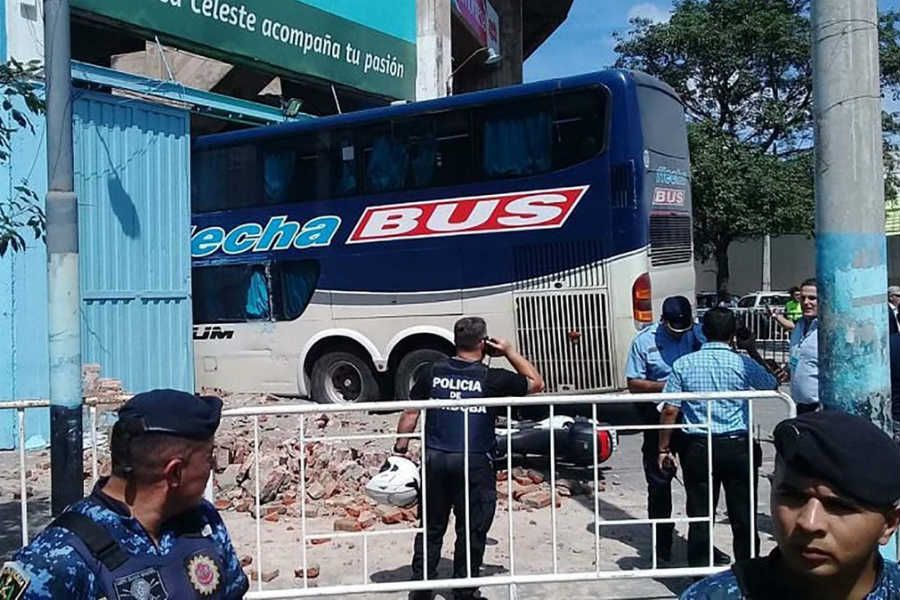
[{"left": 812, "top": 0, "right": 895, "bottom": 560}]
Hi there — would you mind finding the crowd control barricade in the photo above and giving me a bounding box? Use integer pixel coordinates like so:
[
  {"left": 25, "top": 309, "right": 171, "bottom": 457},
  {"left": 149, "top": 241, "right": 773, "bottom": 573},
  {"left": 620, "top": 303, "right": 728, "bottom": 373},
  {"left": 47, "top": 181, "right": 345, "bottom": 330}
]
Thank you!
[
  {"left": 2, "top": 391, "right": 825, "bottom": 597},
  {"left": 214, "top": 391, "right": 794, "bottom": 599}
]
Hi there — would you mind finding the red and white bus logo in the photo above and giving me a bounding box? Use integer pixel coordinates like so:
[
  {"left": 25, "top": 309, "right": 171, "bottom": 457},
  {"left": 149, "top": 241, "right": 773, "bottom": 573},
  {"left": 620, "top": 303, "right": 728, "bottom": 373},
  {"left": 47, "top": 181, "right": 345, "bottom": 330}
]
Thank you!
[{"left": 347, "top": 186, "right": 589, "bottom": 244}]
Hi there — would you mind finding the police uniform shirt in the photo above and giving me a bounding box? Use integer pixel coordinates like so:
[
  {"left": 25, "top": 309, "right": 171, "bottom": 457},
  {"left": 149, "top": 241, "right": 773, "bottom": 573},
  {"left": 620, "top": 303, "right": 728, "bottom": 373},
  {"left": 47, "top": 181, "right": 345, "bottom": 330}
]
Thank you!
[
  {"left": 410, "top": 357, "right": 528, "bottom": 453},
  {"left": 9, "top": 478, "right": 248, "bottom": 600},
  {"left": 624, "top": 322, "right": 704, "bottom": 383},
  {"left": 680, "top": 549, "right": 900, "bottom": 599}
]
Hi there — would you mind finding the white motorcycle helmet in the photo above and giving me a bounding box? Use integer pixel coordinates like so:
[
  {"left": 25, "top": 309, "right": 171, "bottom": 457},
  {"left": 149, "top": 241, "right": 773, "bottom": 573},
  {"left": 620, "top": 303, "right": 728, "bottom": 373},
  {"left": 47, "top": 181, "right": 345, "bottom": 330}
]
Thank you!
[{"left": 365, "top": 456, "right": 420, "bottom": 507}]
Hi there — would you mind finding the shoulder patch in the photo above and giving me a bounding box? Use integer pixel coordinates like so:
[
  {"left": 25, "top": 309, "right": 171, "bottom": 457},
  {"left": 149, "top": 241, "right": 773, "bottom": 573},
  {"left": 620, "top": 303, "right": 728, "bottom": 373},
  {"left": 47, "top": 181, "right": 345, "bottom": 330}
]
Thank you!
[{"left": 0, "top": 561, "right": 29, "bottom": 600}]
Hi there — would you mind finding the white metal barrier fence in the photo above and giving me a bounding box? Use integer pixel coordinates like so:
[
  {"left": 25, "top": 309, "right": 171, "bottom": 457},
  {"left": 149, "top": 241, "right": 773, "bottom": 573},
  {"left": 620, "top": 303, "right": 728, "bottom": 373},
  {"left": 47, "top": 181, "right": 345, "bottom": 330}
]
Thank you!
[
  {"left": 3, "top": 391, "right": 802, "bottom": 598},
  {"left": 733, "top": 309, "right": 791, "bottom": 366},
  {"left": 217, "top": 391, "right": 794, "bottom": 599}
]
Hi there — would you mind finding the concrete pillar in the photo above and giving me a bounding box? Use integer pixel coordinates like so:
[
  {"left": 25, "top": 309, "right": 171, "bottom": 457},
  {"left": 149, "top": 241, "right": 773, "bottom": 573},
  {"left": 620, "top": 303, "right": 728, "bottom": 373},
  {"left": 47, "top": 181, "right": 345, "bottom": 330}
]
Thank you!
[
  {"left": 455, "top": 0, "right": 522, "bottom": 92},
  {"left": 6, "top": 0, "right": 44, "bottom": 61},
  {"left": 416, "top": 0, "right": 452, "bottom": 100}
]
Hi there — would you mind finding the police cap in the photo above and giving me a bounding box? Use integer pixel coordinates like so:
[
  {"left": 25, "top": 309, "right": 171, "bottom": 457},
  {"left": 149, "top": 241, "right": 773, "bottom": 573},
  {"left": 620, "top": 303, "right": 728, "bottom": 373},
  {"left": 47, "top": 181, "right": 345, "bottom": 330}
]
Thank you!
[
  {"left": 118, "top": 389, "right": 222, "bottom": 440},
  {"left": 773, "top": 410, "right": 900, "bottom": 508}
]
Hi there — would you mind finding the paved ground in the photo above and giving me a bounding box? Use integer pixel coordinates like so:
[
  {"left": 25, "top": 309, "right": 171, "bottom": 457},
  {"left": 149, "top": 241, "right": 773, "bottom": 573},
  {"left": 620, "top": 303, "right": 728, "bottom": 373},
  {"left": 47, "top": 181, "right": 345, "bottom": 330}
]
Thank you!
[{"left": 0, "top": 393, "right": 794, "bottom": 600}]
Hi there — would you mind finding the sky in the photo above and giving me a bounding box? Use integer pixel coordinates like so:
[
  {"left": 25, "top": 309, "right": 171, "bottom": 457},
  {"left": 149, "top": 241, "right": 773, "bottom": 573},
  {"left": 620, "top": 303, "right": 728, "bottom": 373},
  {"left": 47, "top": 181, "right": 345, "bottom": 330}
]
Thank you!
[{"left": 524, "top": 0, "right": 900, "bottom": 82}]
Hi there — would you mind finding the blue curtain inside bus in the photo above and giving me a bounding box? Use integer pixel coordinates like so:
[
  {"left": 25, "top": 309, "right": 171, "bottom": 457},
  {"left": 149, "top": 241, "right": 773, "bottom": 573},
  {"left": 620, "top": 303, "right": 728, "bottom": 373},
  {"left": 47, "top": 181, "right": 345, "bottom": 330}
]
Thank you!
[
  {"left": 264, "top": 151, "right": 293, "bottom": 204},
  {"left": 366, "top": 135, "right": 408, "bottom": 192},
  {"left": 245, "top": 268, "right": 270, "bottom": 319},
  {"left": 280, "top": 261, "right": 320, "bottom": 320},
  {"left": 483, "top": 111, "right": 552, "bottom": 177}
]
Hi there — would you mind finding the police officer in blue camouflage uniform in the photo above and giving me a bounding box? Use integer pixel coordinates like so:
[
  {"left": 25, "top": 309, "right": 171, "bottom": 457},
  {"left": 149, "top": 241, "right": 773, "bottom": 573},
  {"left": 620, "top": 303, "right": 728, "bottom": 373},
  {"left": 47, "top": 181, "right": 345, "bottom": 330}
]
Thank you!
[
  {"left": 682, "top": 411, "right": 900, "bottom": 599},
  {"left": 1, "top": 389, "right": 249, "bottom": 600},
  {"left": 394, "top": 316, "right": 544, "bottom": 600}
]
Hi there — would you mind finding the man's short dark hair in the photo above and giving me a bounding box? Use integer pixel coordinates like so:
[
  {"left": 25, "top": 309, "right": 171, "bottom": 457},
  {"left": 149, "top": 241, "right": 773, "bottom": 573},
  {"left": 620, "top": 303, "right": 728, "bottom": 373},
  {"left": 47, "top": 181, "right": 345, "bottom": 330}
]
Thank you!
[
  {"left": 788, "top": 286, "right": 799, "bottom": 294},
  {"left": 702, "top": 307, "right": 736, "bottom": 342},
  {"left": 110, "top": 421, "right": 206, "bottom": 482},
  {"left": 801, "top": 277, "right": 817, "bottom": 288},
  {"left": 454, "top": 317, "right": 487, "bottom": 351}
]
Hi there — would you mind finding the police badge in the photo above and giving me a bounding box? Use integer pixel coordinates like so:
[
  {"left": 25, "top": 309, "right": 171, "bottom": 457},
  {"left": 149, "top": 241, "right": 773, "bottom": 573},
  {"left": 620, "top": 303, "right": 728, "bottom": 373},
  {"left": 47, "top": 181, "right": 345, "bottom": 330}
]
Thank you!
[
  {"left": 0, "top": 561, "right": 29, "bottom": 600},
  {"left": 186, "top": 553, "right": 221, "bottom": 596},
  {"left": 112, "top": 568, "right": 168, "bottom": 600}
]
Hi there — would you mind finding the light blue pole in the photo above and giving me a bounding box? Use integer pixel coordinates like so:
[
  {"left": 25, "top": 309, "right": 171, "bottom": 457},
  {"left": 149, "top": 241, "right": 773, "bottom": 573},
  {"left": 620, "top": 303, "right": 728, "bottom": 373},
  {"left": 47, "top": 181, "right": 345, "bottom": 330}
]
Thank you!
[
  {"left": 812, "top": 0, "right": 895, "bottom": 560},
  {"left": 44, "top": 0, "right": 83, "bottom": 514}
]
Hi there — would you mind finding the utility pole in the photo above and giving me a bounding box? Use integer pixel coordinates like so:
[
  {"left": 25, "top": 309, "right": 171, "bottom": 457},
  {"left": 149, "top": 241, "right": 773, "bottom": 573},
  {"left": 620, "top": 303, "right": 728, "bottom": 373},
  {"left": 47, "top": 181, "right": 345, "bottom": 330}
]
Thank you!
[
  {"left": 415, "top": 0, "right": 451, "bottom": 100},
  {"left": 812, "top": 0, "right": 891, "bottom": 430},
  {"left": 44, "top": 0, "right": 83, "bottom": 514},
  {"left": 761, "top": 234, "right": 771, "bottom": 292}
]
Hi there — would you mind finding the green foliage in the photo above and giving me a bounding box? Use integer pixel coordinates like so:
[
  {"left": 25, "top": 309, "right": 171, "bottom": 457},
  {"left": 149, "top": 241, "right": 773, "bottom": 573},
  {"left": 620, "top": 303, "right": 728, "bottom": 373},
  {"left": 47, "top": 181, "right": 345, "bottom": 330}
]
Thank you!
[
  {"left": 614, "top": 0, "right": 900, "bottom": 290},
  {"left": 0, "top": 58, "right": 45, "bottom": 257}
]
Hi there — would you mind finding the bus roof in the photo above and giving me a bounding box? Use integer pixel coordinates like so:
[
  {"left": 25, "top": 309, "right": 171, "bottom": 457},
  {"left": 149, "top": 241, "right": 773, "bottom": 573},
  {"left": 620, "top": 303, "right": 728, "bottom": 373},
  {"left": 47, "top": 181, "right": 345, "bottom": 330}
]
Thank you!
[{"left": 193, "top": 69, "right": 681, "bottom": 150}]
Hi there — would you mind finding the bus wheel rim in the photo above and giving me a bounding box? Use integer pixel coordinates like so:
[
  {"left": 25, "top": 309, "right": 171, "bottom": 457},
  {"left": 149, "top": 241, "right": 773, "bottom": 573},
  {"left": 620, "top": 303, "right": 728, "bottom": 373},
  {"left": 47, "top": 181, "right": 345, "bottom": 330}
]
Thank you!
[{"left": 327, "top": 361, "right": 363, "bottom": 403}]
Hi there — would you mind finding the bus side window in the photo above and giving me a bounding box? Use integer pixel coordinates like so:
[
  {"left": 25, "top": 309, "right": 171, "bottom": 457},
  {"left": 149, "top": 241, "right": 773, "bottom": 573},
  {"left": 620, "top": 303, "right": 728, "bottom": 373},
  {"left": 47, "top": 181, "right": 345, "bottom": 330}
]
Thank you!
[
  {"left": 192, "top": 264, "right": 271, "bottom": 323},
  {"left": 192, "top": 146, "right": 259, "bottom": 212},
  {"left": 481, "top": 101, "right": 552, "bottom": 178},
  {"left": 263, "top": 136, "right": 320, "bottom": 204},
  {"left": 432, "top": 110, "right": 473, "bottom": 187},
  {"left": 273, "top": 260, "right": 320, "bottom": 320},
  {"left": 324, "top": 130, "right": 358, "bottom": 198},
  {"left": 552, "top": 89, "right": 606, "bottom": 169},
  {"left": 362, "top": 125, "right": 408, "bottom": 193}
]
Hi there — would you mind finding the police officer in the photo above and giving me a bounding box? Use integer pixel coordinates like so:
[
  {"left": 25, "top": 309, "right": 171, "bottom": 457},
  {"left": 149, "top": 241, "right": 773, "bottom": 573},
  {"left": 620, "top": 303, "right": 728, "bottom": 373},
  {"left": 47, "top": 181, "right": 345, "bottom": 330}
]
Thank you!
[
  {"left": 4, "top": 389, "right": 249, "bottom": 599},
  {"left": 681, "top": 411, "right": 900, "bottom": 599},
  {"left": 625, "top": 295, "right": 712, "bottom": 564},
  {"left": 394, "top": 317, "right": 544, "bottom": 600}
]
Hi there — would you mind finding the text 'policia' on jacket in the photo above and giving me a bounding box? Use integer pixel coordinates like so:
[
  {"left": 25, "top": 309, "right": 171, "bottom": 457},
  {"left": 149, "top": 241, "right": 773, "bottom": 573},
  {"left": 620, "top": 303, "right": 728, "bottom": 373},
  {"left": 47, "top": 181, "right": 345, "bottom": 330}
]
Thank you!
[{"left": 425, "top": 358, "right": 495, "bottom": 454}]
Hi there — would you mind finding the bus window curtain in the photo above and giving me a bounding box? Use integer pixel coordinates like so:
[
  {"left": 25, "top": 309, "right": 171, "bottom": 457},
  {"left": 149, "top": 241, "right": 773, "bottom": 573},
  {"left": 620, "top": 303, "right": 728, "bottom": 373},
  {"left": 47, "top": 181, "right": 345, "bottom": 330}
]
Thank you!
[
  {"left": 483, "top": 111, "right": 552, "bottom": 177},
  {"left": 281, "top": 262, "right": 320, "bottom": 320},
  {"left": 409, "top": 139, "right": 437, "bottom": 187},
  {"left": 367, "top": 135, "right": 408, "bottom": 192},
  {"left": 245, "top": 269, "right": 270, "bottom": 319},
  {"left": 264, "top": 151, "right": 294, "bottom": 204}
]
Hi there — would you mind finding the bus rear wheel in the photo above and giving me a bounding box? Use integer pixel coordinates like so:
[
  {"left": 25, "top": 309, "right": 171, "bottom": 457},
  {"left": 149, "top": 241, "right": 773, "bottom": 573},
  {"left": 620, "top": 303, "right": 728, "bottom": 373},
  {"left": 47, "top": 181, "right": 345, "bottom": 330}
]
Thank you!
[
  {"left": 311, "top": 352, "right": 379, "bottom": 404},
  {"left": 394, "top": 348, "right": 449, "bottom": 400}
]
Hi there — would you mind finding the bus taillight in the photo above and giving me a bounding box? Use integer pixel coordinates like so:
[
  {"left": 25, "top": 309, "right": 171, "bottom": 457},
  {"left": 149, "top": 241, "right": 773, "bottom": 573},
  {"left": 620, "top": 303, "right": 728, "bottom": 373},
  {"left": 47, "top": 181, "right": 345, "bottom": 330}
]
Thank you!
[{"left": 632, "top": 273, "right": 653, "bottom": 323}]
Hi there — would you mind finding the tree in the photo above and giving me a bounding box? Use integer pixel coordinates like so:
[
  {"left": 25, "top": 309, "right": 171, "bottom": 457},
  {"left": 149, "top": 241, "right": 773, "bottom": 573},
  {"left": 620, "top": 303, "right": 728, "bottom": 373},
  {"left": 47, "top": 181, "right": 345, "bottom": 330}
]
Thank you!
[
  {"left": 0, "top": 59, "right": 45, "bottom": 257},
  {"left": 615, "top": 0, "right": 900, "bottom": 291}
]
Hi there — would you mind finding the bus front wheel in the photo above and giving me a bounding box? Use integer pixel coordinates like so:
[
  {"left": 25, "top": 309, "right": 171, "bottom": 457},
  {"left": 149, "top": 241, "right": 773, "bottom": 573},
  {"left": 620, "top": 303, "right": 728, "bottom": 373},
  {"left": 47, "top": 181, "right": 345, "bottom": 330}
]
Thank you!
[
  {"left": 310, "top": 351, "right": 379, "bottom": 404},
  {"left": 394, "top": 348, "right": 449, "bottom": 400}
]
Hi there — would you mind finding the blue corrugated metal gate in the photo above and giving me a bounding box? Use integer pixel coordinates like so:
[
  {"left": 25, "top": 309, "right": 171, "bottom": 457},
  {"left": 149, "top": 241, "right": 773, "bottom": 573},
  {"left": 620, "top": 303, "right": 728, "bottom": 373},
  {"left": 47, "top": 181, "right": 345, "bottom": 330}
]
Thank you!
[
  {"left": 74, "top": 91, "right": 193, "bottom": 394},
  {"left": 0, "top": 90, "right": 192, "bottom": 448}
]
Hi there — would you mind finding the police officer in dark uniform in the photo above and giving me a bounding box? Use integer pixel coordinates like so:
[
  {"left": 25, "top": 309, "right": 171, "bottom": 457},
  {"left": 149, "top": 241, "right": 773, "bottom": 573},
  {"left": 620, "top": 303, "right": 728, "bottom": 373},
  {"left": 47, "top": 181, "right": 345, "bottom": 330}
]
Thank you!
[
  {"left": 394, "top": 317, "right": 544, "bottom": 600},
  {"left": 3, "top": 389, "right": 249, "bottom": 600},
  {"left": 682, "top": 411, "right": 900, "bottom": 599}
]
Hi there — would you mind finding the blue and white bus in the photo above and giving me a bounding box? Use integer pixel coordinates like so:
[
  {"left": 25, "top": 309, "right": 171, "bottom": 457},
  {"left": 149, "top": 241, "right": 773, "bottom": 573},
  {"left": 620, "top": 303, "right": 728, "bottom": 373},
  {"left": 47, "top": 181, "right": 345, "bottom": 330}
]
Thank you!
[{"left": 190, "top": 69, "right": 694, "bottom": 403}]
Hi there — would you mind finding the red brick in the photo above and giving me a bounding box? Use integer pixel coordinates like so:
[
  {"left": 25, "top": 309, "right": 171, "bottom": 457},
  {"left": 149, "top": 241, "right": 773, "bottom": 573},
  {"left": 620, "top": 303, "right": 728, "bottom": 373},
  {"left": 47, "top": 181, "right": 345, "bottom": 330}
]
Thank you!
[
  {"left": 521, "top": 491, "right": 552, "bottom": 509},
  {"left": 345, "top": 504, "right": 364, "bottom": 518},
  {"left": 401, "top": 508, "right": 418, "bottom": 522},
  {"left": 264, "top": 512, "right": 279, "bottom": 523},
  {"left": 214, "top": 499, "right": 232, "bottom": 511},
  {"left": 334, "top": 518, "right": 362, "bottom": 532},
  {"left": 513, "top": 483, "right": 539, "bottom": 500},
  {"left": 496, "top": 470, "right": 508, "bottom": 482},
  {"left": 526, "top": 469, "right": 545, "bottom": 484},
  {"left": 310, "top": 537, "right": 331, "bottom": 545},
  {"left": 381, "top": 509, "right": 405, "bottom": 524},
  {"left": 295, "top": 564, "right": 320, "bottom": 579},
  {"left": 357, "top": 511, "right": 377, "bottom": 529},
  {"left": 513, "top": 475, "right": 533, "bottom": 486}
]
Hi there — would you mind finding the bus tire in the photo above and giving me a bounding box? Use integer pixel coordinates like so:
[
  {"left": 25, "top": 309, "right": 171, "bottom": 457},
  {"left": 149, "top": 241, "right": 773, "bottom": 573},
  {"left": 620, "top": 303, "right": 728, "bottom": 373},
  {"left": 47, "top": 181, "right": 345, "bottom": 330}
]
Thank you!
[
  {"left": 310, "top": 351, "right": 379, "bottom": 404},
  {"left": 394, "top": 348, "right": 449, "bottom": 400}
]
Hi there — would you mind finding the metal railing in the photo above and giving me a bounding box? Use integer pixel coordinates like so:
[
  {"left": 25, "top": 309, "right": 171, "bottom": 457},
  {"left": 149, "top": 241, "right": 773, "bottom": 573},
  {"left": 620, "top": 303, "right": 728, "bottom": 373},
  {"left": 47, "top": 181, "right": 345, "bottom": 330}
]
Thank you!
[
  {"left": 1, "top": 391, "right": 802, "bottom": 598},
  {"left": 696, "top": 308, "right": 792, "bottom": 366},
  {"left": 218, "top": 391, "right": 794, "bottom": 599}
]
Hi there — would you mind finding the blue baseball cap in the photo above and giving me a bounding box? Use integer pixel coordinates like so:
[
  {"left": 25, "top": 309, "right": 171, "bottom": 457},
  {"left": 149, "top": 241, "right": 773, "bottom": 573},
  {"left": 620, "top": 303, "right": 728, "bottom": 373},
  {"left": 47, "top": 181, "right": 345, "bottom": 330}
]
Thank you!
[
  {"left": 661, "top": 296, "right": 693, "bottom": 332},
  {"left": 118, "top": 389, "right": 222, "bottom": 440}
]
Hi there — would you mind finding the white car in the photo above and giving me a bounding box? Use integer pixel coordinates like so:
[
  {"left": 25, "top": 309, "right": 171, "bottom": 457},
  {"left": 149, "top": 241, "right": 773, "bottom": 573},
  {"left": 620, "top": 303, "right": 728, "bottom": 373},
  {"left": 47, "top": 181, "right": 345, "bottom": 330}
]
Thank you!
[{"left": 736, "top": 291, "right": 791, "bottom": 310}]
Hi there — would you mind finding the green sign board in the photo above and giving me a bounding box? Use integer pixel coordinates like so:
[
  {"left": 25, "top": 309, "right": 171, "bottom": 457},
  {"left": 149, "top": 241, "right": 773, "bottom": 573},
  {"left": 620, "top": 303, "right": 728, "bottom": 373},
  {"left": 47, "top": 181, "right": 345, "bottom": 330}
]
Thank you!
[{"left": 72, "top": 0, "right": 417, "bottom": 100}]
